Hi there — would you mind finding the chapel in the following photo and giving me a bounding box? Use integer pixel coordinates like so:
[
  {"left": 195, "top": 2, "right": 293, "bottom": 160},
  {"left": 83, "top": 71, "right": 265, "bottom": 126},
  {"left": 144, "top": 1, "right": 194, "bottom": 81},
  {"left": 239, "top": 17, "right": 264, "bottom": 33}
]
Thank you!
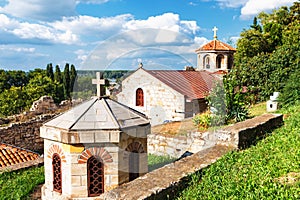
[
  {"left": 195, "top": 26, "right": 236, "bottom": 72},
  {"left": 117, "top": 27, "right": 235, "bottom": 125},
  {"left": 40, "top": 73, "right": 150, "bottom": 199}
]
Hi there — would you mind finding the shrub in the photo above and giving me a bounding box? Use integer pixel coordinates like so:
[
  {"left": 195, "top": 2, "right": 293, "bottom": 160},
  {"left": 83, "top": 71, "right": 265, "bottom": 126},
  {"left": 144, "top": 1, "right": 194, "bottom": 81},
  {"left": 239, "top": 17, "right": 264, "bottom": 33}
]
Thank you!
[{"left": 192, "top": 111, "right": 211, "bottom": 131}]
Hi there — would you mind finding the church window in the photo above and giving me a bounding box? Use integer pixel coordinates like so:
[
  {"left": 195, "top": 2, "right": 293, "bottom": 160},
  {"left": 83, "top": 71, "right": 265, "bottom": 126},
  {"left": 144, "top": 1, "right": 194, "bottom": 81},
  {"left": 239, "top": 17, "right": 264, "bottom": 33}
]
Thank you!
[
  {"left": 87, "top": 156, "right": 104, "bottom": 197},
  {"left": 129, "top": 150, "right": 139, "bottom": 181},
  {"left": 52, "top": 153, "right": 62, "bottom": 193},
  {"left": 216, "top": 54, "right": 224, "bottom": 69},
  {"left": 203, "top": 55, "right": 210, "bottom": 69},
  {"left": 136, "top": 88, "right": 144, "bottom": 106}
]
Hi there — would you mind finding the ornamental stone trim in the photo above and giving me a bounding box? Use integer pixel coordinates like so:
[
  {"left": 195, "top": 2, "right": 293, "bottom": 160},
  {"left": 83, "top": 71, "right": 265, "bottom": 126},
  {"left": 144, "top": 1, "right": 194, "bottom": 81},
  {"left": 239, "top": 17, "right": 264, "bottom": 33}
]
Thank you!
[
  {"left": 78, "top": 147, "right": 113, "bottom": 164},
  {"left": 47, "top": 144, "right": 66, "bottom": 162}
]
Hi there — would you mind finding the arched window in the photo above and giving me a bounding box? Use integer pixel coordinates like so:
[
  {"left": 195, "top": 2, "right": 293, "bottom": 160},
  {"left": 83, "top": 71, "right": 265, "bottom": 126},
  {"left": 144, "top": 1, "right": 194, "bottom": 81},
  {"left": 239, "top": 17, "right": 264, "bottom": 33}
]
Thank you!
[
  {"left": 129, "top": 150, "right": 139, "bottom": 181},
  {"left": 203, "top": 55, "right": 210, "bottom": 69},
  {"left": 52, "top": 154, "right": 62, "bottom": 193},
  {"left": 87, "top": 156, "right": 104, "bottom": 197},
  {"left": 136, "top": 88, "right": 144, "bottom": 106},
  {"left": 216, "top": 54, "right": 224, "bottom": 69}
]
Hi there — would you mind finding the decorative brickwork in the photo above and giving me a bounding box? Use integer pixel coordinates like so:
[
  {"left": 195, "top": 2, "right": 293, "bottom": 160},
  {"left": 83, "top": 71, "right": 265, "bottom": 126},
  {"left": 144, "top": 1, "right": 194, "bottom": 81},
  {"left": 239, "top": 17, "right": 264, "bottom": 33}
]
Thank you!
[
  {"left": 47, "top": 144, "right": 66, "bottom": 163},
  {"left": 125, "top": 142, "right": 145, "bottom": 153},
  {"left": 78, "top": 147, "right": 113, "bottom": 164}
]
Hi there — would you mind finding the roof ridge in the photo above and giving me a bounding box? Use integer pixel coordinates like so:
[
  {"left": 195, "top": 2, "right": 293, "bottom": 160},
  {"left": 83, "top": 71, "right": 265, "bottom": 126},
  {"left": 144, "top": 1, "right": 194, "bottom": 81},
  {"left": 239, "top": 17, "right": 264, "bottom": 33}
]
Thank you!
[{"left": 68, "top": 98, "right": 98, "bottom": 130}]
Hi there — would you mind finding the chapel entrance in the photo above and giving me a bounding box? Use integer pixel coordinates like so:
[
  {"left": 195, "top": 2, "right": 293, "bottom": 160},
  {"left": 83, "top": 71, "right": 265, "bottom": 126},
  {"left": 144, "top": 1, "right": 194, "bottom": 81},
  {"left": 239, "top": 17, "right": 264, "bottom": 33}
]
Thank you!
[
  {"left": 129, "top": 150, "right": 139, "bottom": 181},
  {"left": 87, "top": 156, "right": 104, "bottom": 197}
]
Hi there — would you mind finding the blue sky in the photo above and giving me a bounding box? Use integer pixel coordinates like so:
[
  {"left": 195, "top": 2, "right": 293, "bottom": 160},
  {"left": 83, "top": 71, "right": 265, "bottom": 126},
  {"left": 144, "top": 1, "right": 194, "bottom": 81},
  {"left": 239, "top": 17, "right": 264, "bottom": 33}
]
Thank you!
[{"left": 0, "top": 0, "right": 297, "bottom": 71}]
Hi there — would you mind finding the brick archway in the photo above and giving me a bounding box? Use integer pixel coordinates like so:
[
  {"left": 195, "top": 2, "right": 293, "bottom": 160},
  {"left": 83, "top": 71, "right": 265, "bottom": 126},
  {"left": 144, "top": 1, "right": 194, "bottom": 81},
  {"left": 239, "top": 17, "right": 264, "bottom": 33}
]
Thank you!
[
  {"left": 125, "top": 142, "right": 145, "bottom": 181},
  {"left": 47, "top": 144, "right": 66, "bottom": 163},
  {"left": 78, "top": 147, "right": 113, "bottom": 164}
]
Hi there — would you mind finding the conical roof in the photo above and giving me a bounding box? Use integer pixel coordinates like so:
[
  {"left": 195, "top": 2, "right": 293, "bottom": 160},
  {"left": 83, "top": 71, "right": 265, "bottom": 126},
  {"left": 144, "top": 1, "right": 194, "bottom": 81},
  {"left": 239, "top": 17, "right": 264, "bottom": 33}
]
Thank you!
[{"left": 44, "top": 97, "right": 149, "bottom": 130}]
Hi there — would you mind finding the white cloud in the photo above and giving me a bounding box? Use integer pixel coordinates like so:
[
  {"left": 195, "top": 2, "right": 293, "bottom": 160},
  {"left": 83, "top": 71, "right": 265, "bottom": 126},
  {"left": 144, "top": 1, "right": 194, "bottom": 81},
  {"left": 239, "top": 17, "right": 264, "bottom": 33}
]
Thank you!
[
  {"left": 0, "top": 14, "right": 78, "bottom": 44},
  {"left": 214, "top": 0, "right": 248, "bottom": 8},
  {"left": 0, "top": 45, "right": 35, "bottom": 53},
  {"left": 0, "top": 0, "right": 77, "bottom": 21},
  {"left": 241, "top": 0, "right": 297, "bottom": 18},
  {"left": 50, "top": 14, "right": 133, "bottom": 37}
]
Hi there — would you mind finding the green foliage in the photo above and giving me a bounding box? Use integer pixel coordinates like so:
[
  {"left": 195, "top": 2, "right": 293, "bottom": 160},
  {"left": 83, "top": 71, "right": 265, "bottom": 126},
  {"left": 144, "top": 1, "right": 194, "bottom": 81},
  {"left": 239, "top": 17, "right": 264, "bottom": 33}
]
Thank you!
[
  {"left": 177, "top": 104, "right": 300, "bottom": 200},
  {"left": 279, "top": 69, "right": 300, "bottom": 108},
  {"left": 46, "top": 63, "right": 54, "bottom": 81},
  {"left": 63, "top": 63, "right": 71, "bottom": 99},
  {"left": 206, "top": 81, "right": 227, "bottom": 125},
  {"left": 223, "top": 75, "right": 249, "bottom": 123},
  {"left": 0, "top": 166, "right": 44, "bottom": 199},
  {"left": 192, "top": 111, "right": 211, "bottom": 130},
  {"left": 148, "top": 154, "right": 176, "bottom": 172},
  {"left": 0, "top": 63, "right": 77, "bottom": 116},
  {"left": 233, "top": 2, "right": 300, "bottom": 103}
]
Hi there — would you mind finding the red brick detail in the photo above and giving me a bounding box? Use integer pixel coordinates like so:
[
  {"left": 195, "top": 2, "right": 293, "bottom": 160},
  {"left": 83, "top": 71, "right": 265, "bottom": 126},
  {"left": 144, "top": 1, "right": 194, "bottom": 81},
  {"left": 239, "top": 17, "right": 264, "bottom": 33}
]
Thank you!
[
  {"left": 47, "top": 144, "right": 66, "bottom": 163},
  {"left": 78, "top": 147, "right": 113, "bottom": 164},
  {"left": 125, "top": 142, "right": 145, "bottom": 153}
]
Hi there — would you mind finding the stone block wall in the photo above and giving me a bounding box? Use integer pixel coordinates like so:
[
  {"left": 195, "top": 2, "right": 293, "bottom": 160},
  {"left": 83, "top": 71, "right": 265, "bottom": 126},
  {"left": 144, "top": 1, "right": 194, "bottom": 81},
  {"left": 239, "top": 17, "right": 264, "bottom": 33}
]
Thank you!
[
  {"left": 0, "top": 114, "right": 55, "bottom": 153},
  {"left": 101, "top": 113, "right": 283, "bottom": 199}
]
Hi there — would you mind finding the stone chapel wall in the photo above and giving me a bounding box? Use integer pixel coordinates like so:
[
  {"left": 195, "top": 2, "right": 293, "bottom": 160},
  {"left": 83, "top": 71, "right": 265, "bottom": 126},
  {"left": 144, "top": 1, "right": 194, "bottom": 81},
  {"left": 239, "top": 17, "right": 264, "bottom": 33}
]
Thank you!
[{"left": 117, "top": 69, "right": 185, "bottom": 125}]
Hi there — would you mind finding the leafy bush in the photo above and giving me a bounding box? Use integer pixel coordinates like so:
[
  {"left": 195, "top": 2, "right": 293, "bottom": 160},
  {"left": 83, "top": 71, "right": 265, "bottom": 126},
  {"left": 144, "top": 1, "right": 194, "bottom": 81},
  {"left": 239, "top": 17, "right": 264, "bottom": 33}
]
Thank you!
[
  {"left": 279, "top": 69, "right": 300, "bottom": 108},
  {"left": 192, "top": 111, "right": 211, "bottom": 131}
]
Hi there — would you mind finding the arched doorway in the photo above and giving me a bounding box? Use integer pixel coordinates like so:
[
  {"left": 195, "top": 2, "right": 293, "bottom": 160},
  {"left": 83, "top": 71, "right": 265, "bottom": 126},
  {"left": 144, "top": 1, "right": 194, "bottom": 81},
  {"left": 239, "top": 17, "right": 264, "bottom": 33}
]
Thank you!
[
  {"left": 87, "top": 156, "right": 104, "bottom": 197},
  {"left": 125, "top": 142, "right": 145, "bottom": 181},
  {"left": 129, "top": 150, "right": 139, "bottom": 181}
]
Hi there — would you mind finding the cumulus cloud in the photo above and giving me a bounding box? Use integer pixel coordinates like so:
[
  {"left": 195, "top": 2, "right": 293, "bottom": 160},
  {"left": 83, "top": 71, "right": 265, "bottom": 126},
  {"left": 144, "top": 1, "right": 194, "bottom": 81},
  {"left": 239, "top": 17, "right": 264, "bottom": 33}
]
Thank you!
[
  {"left": 241, "top": 0, "right": 297, "bottom": 18},
  {"left": 214, "top": 0, "right": 248, "bottom": 8},
  {"left": 50, "top": 14, "right": 133, "bottom": 38},
  {"left": 0, "top": 0, "right": 77, "bottom": 21},
  {"left": 0, "top": 14, "right": 78, "bottom": 44}
]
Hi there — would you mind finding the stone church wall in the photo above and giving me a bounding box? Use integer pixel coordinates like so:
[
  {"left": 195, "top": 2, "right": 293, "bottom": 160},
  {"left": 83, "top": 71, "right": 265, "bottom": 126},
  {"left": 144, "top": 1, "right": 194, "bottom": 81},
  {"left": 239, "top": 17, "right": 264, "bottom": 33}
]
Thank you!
[
  {"left": 117, "top": 69, "right": 185, "bottom": 125},
  {"left": 0, "top": 114, "right": 55, "bottom": 153}
]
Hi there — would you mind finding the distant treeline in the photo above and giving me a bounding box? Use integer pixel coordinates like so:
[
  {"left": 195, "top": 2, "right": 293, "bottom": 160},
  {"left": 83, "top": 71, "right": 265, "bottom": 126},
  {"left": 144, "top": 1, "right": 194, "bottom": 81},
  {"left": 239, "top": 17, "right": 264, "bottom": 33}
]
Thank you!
[
  {"left": 77, "top": 70, "right": 132, "bottom": 80},
  {"left": 0, "top": 63, "right": 77, "bottom": 117}
]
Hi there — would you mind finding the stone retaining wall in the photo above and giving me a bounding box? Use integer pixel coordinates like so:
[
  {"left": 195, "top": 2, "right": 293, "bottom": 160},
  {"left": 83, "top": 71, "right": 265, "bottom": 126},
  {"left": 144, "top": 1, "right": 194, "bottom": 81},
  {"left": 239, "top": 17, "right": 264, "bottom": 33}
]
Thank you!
[
  {"left": 0, "top": 114, "right": 55, "bottom": 153},
  {"left": 103, "top": 113, "right": 283, "bottom": 199},
  {"left": 148, "top": 114, "right": 283, "bottom": 158}
]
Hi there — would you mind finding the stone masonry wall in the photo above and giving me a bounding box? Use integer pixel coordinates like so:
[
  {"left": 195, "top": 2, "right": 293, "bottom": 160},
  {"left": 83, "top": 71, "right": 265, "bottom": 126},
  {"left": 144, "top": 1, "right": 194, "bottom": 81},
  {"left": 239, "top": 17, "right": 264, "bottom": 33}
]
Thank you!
[
  {"left": 0, "top": 114, "right": 55, "bottom": 153},
  {"left": 148, "top": 114, "right": 283, "bottom": 158},
  {"left": 104, "top": 113, "right": 283, "bottom": 200}
]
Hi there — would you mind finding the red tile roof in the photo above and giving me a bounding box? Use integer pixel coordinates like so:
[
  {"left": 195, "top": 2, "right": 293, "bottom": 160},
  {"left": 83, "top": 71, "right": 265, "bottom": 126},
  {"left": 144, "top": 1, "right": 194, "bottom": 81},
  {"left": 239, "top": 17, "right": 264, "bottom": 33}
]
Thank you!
[
  {"left": 146, "top": 70, "right": 219, "bottom": 100},
  {"left": 195, "top": 40, "right": 236, "bottom": 52},
  {"left": 0, "top": 143, "right": 40, "bottom": 168}
]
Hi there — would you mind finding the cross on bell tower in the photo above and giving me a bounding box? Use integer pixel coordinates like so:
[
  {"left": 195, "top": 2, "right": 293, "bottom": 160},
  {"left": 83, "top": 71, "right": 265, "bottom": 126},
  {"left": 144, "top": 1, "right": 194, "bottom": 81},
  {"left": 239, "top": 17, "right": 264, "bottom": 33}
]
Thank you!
[
  {"left": 212, "top": 26, "right": 218, "bottom": 40},
  {"left": 92, "top": 72, "right": 106, "bottom": 97}
]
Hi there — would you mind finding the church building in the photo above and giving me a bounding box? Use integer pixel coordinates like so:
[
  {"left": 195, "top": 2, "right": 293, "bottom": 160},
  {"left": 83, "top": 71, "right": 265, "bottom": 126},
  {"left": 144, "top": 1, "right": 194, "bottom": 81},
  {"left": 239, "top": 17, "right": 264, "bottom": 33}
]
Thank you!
[
  {"left": 195, "top": 26, "right": 236, "bottom": 72},
  {"left": 117, "top": 27, "right": 235, "bottom": 125},
  {"left": 41, "top": 73, "right": 150, "bottom": 199}
]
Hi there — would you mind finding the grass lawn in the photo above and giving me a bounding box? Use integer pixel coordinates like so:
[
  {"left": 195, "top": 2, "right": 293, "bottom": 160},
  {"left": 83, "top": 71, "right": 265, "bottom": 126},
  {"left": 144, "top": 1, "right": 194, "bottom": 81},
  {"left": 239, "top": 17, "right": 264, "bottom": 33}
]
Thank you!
[
  {"left": 176, "top": 105, "right": 300, "bottom": 199},
  {"left": 0, "top": 166, "right": 44, "bottom": 199},
  {"left": 148, "top": 154, "right": 176, "bottom": 172},
  {"left": 249, "top": 101, "right": 267, "bottom": 117}
]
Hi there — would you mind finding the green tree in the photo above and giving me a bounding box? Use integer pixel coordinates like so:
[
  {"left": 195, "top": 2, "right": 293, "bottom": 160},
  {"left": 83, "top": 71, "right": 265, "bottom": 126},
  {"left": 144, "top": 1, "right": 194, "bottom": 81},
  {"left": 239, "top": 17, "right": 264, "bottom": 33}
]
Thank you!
[
  {"left": 54, "top": 65, "right": 63, "bottom": 84},
  {"left": 0, "top": 87, "right": 28, "bottom": 116},
  {"left": 46, "top": 63, "right": 54, "bottom": 81},
  {"left": 70, "top": 64, "right": 77, "bottom": 94},
  {"left": 63, "top": 63, "right": 70, "bottom": 99}
]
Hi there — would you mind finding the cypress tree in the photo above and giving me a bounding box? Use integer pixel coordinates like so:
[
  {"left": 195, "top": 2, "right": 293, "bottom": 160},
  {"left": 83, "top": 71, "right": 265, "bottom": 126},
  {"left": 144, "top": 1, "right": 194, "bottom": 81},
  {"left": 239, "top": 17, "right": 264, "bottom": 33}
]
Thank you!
[
  {"left": 46, "top": 63, "right": 54, "bottom": 81},
  {"left": 54, "top": 65, "right": 62, "bottom": 84},
  {"left": 70, "top": 64, "right": 77, "bottom": 93},
  {"left": 63, "top": 63, "right": 70, "bottom": 99}
]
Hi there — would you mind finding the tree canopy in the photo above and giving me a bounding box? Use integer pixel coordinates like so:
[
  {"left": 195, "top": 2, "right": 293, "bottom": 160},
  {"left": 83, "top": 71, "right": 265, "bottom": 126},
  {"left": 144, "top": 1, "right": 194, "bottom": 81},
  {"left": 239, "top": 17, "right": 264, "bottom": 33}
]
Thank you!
[{"left": 228, "top": 2, "right": 300, "bottom": 105}]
